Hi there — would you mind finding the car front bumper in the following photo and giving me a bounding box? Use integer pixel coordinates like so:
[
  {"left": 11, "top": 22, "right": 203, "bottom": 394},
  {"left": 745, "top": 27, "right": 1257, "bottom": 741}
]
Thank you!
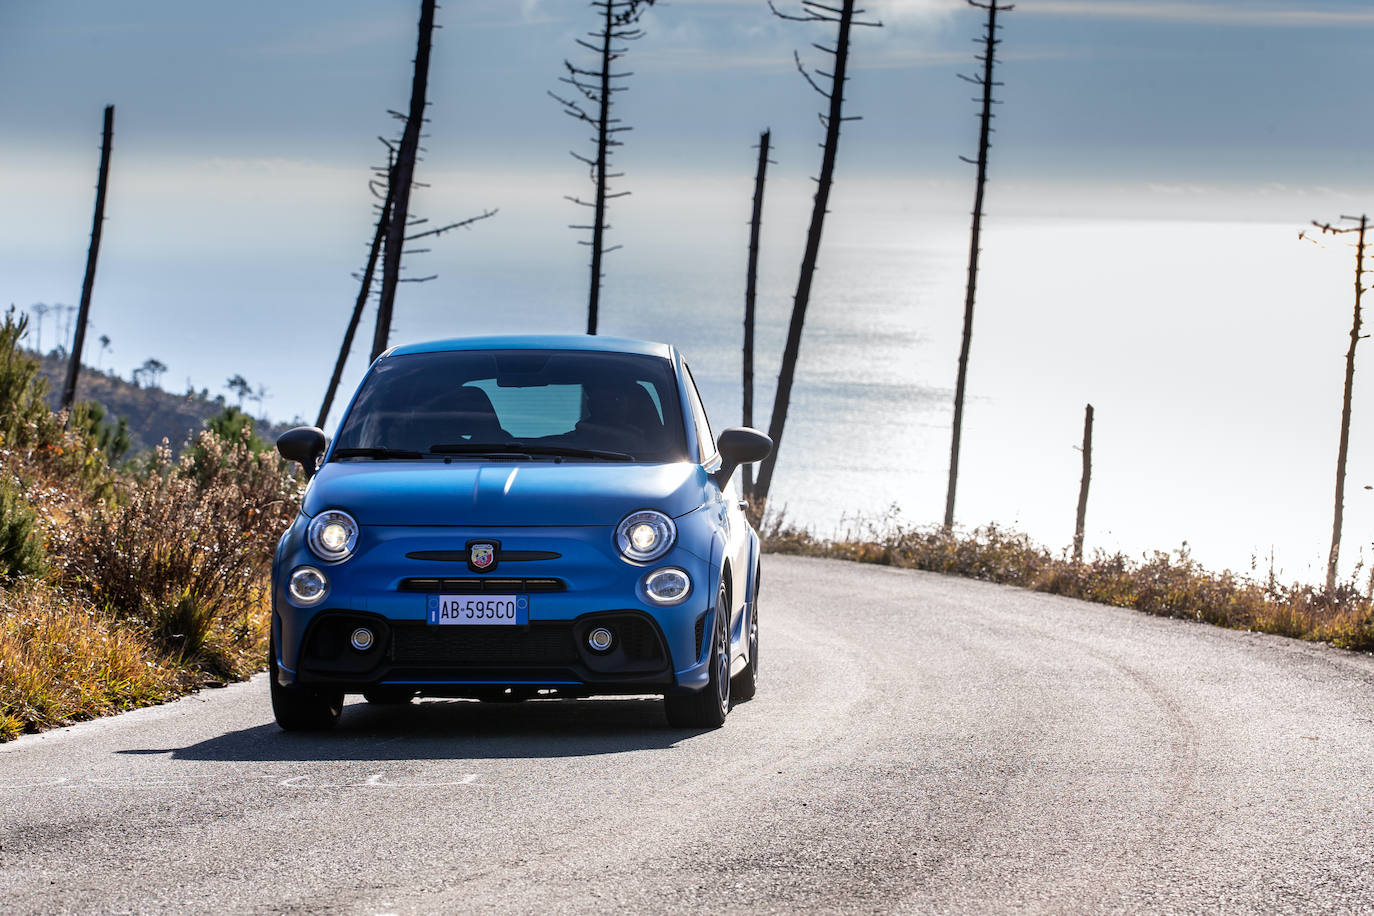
[{"left": 272, "top": 519, "right": 717, "bottom": 696}]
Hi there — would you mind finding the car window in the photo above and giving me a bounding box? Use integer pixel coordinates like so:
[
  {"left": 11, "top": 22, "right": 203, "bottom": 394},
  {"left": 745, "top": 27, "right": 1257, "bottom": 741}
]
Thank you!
[
  {"left": 681, "top": 363, "right": 716, "bottom": 463},
  {"left": 334, "top": 349, "right": 690, "bottom": 461}
]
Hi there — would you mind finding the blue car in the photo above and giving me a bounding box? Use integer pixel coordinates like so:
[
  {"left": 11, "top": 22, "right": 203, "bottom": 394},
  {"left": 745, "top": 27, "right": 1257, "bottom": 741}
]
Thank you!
[{"left": 270, "top": 335, "right": 772, "bottom": 730}]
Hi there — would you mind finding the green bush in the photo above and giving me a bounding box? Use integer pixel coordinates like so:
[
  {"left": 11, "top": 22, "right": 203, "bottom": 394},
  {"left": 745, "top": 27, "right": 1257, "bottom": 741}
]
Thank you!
[
  {"left": 0, "top": 309, "right": 57, "bottom": 450},
  {"left": 70, "top": 401, "right": 131, "bottom": 465},
  {"left": 0, "top": 474, "right": 44, "bottom": 582}
]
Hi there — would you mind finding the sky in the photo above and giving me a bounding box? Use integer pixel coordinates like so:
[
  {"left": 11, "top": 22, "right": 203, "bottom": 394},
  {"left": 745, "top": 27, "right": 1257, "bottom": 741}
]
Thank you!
[{"left": 3, "top": 0, "right": 1374, "bottom": 576}]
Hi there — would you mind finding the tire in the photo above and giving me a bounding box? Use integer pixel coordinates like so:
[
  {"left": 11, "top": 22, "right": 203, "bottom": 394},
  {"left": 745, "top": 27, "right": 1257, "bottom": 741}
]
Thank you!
[
  {"left": 362, "top": 687, "right": 414, "bottom": 706},
  {"left": 664, "top": 581, "right": 731, "bottom": 729},
  {"left": 730, "top": 591, "right": 759, "bottom": 703},
  {"left": 270, "top": 635, "right": 343, "bottom": 731}
]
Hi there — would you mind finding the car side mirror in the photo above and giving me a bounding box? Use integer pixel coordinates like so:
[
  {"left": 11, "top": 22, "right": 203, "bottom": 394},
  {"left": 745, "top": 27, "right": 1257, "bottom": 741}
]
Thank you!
[
  {"left": 713, "top": 427, "right": 772, "bottom": 488},
  {"left": 277, "top": 426, "right": 328, "bottom": 480}
]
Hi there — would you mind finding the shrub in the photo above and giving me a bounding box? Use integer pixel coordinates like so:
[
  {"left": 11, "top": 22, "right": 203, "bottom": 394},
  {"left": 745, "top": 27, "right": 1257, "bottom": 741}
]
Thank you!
[
  {"left": 0, "top": 309, "right": 54, "bottom": 449},
  {"left": 0, "top": 473, "right": 44, "bottom": 582},
  {"left": 70, "top": 401, "right": 131, "bottom": 465},
  {"left": 52, "top": 429, "right": 300, "bottom": 677}
]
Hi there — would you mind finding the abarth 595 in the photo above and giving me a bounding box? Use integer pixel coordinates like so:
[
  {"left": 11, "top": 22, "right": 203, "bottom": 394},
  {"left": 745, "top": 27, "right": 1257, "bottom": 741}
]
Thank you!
[{"left": 271, "top": 335, "right": 771, "bottom": 730}]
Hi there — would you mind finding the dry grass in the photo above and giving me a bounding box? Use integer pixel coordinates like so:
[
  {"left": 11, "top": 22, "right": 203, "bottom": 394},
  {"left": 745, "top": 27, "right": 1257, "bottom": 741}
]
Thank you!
[
  {"left": 758, "top": 506, "right": 1374, "bottom": 653},
  {"left": 0, "top": 584, "right": 182, "bottom": 740}
]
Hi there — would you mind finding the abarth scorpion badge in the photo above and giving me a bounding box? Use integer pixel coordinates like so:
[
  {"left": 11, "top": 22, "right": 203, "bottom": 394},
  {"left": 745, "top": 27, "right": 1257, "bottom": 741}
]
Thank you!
[{"left": 469, "top": 542, "right": 497, "bottom": 572}]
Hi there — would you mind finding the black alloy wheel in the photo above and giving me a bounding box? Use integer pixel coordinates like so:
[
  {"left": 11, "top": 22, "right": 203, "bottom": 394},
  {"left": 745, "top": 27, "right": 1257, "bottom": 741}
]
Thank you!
[
  {"left": 269, "top": 634, "right": 344, "bottom": 731},
  {"left": 664, "top": 580, "right": 731, "bottom": 729}
]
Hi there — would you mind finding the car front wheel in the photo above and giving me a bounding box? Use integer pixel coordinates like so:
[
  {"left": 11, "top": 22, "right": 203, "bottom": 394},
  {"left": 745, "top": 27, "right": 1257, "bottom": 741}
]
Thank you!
[
  {"left": 664, "top": 581, "right": 730, "bottom": 729},
  {"left": 270, "top": 635, "right": 344, "bottom": 731}
]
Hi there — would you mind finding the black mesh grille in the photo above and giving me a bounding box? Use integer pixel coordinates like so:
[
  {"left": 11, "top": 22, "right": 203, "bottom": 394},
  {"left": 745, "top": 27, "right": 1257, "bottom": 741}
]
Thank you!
[
  {"left": 694, "top": 613, "right": 706, "bottom": 661},
  {"left": 615, "top": 616, "right": 664, "bottom": 664},
  {"left": 398, "top": 577, "right": 565, "bottom": 594},
  {"left": 392, "top": 623, "right": 579, "bottom": 667}
]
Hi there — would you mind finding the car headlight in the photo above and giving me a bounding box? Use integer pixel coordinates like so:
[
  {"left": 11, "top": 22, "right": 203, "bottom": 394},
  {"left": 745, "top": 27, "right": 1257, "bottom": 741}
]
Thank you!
[
  {"left": 643, "top": 567, "right": 692, "bottom": 605},
  {"left": 615, "top": 510, "right": 676, "bottom": 563},
  {"left": 288, "top": 566, "right": 328, "bottom": 605},
  {"left": 307, "top": 509, "right": 358, "bottom": 563}
]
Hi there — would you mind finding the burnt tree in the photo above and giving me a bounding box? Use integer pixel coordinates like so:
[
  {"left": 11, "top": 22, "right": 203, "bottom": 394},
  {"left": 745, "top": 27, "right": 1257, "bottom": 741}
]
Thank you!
[
  {"left": 944, "top": 0, "right": 1012, "bottom": 530},
  {"left": 550, "top": 0, "right": 656, "bottom": 335},
  {"left": 752, "top": 0, "right": 880, "bottom": 509},
  {"left": 742, "top": 129, "right": 773, "bottom": 501},
  {"left": 1073, "top": 403, "right": 1093, "bottom": 563},
  {"left": 61, "top": 104, "right": 114, "bottom": 413},
  {"left": 1306, "top": 214, "right": 1370, "bottom": 592},
  {"left": 321, "top": 143, "right": 495, "bottom": 427},
  {"left": 371, "top": 0, "right": 437, "bottom": 361},
  {"left": 319, "top": 148, "right": 397, "bottom": 428}
]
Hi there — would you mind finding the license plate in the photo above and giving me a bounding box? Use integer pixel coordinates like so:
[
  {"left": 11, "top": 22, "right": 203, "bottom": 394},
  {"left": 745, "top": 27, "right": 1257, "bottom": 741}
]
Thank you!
[{"left": 427, "top": 594, "right": 529, "bottom": 626}]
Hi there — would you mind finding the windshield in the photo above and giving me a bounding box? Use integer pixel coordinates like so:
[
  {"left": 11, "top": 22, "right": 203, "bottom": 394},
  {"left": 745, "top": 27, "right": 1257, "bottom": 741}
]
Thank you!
[{"left": 333, "top": 349, "right": 689, "bottom": 462}]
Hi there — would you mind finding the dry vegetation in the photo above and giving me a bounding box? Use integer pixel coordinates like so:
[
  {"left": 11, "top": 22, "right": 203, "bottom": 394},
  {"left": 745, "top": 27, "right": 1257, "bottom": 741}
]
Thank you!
[
  {"left": 758, "top": 506, "right": 1374, "bottom": 652},
  {"left": 0, "top": 312, "right": 300, "bottom": 740}
]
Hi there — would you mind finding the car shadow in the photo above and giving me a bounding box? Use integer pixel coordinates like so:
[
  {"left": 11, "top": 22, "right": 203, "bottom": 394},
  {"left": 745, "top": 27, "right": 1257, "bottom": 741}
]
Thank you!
[{"left": 118, "top": 697, "right": 713, "bottom": 762}]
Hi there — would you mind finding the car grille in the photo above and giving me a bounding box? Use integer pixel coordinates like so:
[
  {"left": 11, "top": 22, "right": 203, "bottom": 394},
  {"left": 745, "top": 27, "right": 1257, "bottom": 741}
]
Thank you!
[
  {"left": 397, "top": 577, "right": 566, "bottom": 593},
  {"left": 616, "top": 616, "right": 664, "bottom": 665},
  {"left": 391, "top": 623, "right": 579, "bottom": 667}
]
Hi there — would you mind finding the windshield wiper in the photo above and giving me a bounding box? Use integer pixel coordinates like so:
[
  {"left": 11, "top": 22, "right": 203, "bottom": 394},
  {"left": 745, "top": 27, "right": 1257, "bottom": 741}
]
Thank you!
[
  {"left": 332, "top": 447, "right": 425, "bottom": 460},
  {"left": 429, "top": 442, "right": 634, "bottom": 461}
]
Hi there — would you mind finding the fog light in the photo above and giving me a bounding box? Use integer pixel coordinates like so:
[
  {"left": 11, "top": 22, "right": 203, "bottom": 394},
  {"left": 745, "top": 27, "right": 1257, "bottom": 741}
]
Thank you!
[
  {"left": 350, "top": 627, "right": 375, "bottom": 652},
  {"left": 587, "top": 627, "right": 614, "bottom": 652},
  {"left": 287, "top": 566, "right": 327, "bottom": 605},
  {"left": 644, "top": 567, "right": 692, "bottom": 605}
]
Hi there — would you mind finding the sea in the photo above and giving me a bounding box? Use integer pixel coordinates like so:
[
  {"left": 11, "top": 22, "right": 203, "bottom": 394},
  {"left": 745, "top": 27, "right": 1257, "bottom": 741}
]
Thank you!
[{"left": 375, "top": 206, "right": 1372, "bottom": 589}]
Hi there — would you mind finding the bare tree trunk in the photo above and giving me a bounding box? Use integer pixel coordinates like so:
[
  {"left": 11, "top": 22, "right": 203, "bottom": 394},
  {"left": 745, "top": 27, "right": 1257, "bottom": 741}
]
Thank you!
[
  {"left": 371, "top": 0, "right": 436, "bottom": 361},
  {"left": 1327, "top": 214, "right": 1367, "bottom": 592},
  {"left": 62, "top": 104, "right": 114, "bottom": 413},
  {"left": 318, "top": 166, "right": 397, "bottom": 429},
  {"left": 1073, "top": 403, "right": 1093, "bottom": 563},
  {"left": 753, "top": 0, "right": 877, "bottom": 508},
  {"left": 585, "top": 0, "right": 616, "bottom": 335},
  {"left": 742, "top": 129, "right": 771, "bottom": 500},
  {"left": 945, "top": 0, "right": 1010, "bottom": 529},
  {"left": 552, "top": 1, "right": 653, "bottom": 335}
]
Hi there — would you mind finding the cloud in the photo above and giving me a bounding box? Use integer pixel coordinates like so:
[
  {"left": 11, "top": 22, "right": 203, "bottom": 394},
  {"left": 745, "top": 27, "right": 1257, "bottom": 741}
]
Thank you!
[
  {"left": 680, "top": 0, "right": 962, "bottom": 21},
  {"left": 1023, "top": 2, "right": 1374, "bottom": 27},
  {"left": 254, "top": 16, "right": 412, "bottom": 58}
]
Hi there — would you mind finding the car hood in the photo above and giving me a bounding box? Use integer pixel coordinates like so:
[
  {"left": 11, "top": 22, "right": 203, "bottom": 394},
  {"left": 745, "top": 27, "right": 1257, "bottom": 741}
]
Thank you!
[{"left": 301, "top": 460, "right": 712, "bottom": 527}]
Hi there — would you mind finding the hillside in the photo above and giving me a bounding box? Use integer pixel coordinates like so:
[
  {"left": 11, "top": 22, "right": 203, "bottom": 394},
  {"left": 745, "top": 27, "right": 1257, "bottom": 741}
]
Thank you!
[{"left": 32, "top": 352, "right": 290, "bottom": 455}]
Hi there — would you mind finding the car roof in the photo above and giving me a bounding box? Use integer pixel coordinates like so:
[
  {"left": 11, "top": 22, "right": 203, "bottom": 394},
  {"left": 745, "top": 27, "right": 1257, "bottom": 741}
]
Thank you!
[{"left": 387, "top": 334, "right": 675, "bottom": 360}]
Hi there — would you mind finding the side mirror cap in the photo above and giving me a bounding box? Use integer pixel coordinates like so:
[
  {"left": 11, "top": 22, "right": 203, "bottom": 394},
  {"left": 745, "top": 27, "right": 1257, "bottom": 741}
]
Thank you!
[
  {"left": 713, "top": 427, "right": 772, "bottom": 488},
  {"left": 277, "top": 426, "right": 328, "bottom": 480}
]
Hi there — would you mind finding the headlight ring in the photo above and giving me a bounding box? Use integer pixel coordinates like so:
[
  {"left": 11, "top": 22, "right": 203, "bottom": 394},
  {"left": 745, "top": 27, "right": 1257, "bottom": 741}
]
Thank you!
[
  {"left": 288, "top": 566, "right": 328, "bottom": 606},
  {"left": 643, "top": 567, "right": 692, "bottom": 605},
  {"left": 615, "top": 510, "right": 676, "bottom": 563},
  {"left": 307, "top": 509, "right": 359, "bottom": 563}
]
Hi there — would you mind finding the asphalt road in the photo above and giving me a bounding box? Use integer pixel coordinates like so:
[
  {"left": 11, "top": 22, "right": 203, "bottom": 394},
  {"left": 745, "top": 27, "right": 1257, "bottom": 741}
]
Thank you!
[{"left": 4, "top": 555, "right": 1373, "bottom": 915}]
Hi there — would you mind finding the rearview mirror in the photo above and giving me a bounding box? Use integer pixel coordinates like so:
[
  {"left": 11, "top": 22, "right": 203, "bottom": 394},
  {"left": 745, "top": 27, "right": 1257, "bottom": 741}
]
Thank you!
[
  {"left": 277, "top": 426, "right": 327, "bottom": 480},
  {"left": 713, "top": 427, "right": 772, "bottom": 488}
]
